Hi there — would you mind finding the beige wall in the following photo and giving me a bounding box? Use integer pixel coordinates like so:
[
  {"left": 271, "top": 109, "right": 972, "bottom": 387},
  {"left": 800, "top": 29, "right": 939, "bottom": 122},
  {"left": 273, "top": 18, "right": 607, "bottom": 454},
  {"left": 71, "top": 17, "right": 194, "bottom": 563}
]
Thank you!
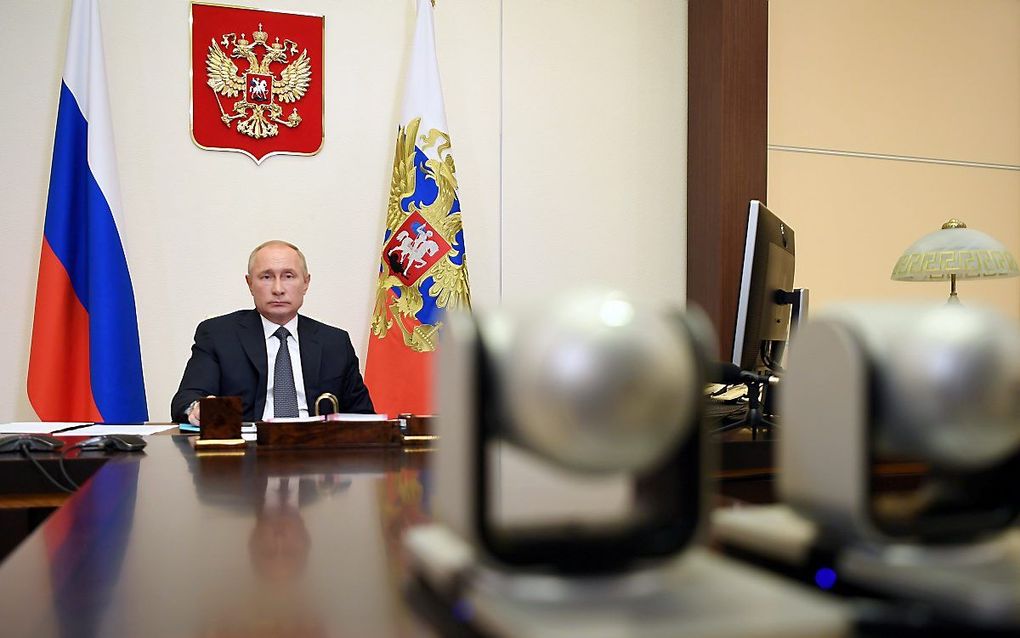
[
  {"left": 0, "top": 0, "right": 687, "bottom": 422},
  {"left": 768, "top": 0, "right": 1020, "bottom": 316}
]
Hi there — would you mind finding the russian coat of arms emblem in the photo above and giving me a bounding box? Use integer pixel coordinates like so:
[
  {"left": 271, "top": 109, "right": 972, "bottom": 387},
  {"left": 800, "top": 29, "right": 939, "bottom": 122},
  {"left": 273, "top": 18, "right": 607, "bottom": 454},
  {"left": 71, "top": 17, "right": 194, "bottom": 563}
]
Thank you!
[
  {"left": 370, "top": 118, "right": 471, "bottom": 354},
  {"left": 191, "top": 3, "right": 323, "bottom": 163}
]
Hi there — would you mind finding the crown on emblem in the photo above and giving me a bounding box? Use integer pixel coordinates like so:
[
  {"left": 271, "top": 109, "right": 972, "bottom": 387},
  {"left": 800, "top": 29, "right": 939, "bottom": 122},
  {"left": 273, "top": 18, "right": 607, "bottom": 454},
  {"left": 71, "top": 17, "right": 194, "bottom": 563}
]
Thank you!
[{"left": 253, "top": 23, "right": 268, "bottom": 44}]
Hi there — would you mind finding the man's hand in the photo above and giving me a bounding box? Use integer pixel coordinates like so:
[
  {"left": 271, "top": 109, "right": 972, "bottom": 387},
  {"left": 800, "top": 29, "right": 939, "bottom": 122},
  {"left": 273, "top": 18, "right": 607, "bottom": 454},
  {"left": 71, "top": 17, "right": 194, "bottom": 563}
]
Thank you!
[{"left": 187, "top": 396, "right": 216, "bottom": 426}]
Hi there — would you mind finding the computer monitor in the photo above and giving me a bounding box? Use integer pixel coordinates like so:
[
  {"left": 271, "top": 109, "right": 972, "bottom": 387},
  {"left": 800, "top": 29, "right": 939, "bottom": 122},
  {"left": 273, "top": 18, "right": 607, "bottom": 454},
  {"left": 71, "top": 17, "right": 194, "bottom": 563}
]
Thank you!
[{"left": 731, "top": 200, "right": 799, "bottom": 375}]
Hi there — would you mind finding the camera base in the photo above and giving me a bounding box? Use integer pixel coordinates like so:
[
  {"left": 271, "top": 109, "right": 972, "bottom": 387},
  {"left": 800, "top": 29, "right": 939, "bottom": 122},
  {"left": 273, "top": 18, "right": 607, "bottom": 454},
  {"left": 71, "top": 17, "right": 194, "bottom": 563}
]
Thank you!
[
  {"left": 405, "top": 524, "right": 849, "bottom": 637},
  {"left": 713, "top": 504, "right": 1020, "bottom": 631}
]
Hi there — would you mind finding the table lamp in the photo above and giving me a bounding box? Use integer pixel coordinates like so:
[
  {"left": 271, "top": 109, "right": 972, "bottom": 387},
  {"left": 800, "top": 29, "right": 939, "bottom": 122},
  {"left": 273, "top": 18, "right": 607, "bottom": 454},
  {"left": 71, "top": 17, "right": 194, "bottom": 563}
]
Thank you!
[{"left": 891, "top": 218, "right": 1019, "bottom": 303}]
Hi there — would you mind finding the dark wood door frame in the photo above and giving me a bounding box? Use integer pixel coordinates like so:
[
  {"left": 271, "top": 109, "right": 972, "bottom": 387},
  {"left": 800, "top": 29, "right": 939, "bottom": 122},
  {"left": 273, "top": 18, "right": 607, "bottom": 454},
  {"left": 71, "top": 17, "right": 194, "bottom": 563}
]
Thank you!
[{"left": 687, "top": 0, "right": 768, "bottom": 361}]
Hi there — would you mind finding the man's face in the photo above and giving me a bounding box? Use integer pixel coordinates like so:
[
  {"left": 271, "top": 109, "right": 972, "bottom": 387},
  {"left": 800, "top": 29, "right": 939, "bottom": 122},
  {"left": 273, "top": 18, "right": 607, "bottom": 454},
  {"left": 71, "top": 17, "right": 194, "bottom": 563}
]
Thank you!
[
  {"left": 249, "top": 508, "right": 310, "bottom": 582},
  {"left": 246, "top": 244, "right": 310, "bottom": 325}
]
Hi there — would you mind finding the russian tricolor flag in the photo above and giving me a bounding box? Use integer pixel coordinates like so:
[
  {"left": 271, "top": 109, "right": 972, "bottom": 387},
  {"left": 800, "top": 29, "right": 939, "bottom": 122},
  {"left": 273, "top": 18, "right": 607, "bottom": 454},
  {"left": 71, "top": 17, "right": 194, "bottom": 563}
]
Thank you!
[
  {"left": 28, "top": 0, "right": 147, "bottom": 423},
  {"left": 364, "top": 0, "right": 472, "bottom": 417}
]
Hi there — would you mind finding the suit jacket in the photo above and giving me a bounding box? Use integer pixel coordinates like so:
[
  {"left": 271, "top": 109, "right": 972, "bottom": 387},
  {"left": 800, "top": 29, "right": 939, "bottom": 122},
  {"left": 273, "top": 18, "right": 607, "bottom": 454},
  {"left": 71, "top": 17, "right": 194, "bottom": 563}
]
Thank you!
[{"left": 171, "top": 309, "right": 374, "bottom": 422}]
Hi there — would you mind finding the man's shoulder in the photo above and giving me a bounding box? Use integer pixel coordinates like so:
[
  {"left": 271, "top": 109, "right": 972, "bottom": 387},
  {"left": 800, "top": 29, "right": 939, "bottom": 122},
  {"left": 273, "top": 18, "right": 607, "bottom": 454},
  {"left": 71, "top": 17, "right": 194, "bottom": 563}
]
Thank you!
[
  {"left": 297, "top": 314, "right": 351, "bottom": 340},
  {"left": 196, "top": 309, "right": 259, "bottom": 332}
]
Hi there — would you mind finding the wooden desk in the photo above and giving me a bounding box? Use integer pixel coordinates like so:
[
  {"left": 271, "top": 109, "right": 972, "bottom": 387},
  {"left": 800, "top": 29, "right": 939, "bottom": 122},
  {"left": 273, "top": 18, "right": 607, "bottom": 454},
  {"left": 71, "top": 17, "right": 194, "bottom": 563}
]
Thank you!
[
  {"left": 0, "top": 435, "right": 436, "bottom": 637},
  {"left": 0, "top": 445, "right": 109, "bottom": 500},
  {"left": 0, "top": 443, "right": 114, "bottom": 561},
  {"left": 0, "top": 429, "right": 926, "bottom": 637}
]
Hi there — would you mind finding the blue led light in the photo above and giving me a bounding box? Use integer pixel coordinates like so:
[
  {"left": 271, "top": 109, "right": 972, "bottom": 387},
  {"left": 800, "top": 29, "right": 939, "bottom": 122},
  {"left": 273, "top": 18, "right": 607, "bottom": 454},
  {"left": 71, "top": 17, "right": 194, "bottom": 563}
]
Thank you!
[
  {"left": 814, "top": 567, "right": 837, "bottom": 590},
  {"left": 452, "top": 599, "right": 474, "bottom": 622}
]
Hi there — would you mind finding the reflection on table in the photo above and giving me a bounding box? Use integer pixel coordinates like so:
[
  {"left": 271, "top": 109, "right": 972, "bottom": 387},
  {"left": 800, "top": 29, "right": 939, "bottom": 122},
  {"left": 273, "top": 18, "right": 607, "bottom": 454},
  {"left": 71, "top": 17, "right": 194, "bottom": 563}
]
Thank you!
[{"left": 0, "top": 435, "right": 436, "bottom": 638}]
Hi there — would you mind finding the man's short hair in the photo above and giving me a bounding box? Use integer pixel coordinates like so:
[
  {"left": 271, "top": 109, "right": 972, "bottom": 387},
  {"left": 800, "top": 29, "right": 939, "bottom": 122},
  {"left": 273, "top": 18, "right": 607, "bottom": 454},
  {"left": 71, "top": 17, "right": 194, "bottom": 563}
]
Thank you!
[{"left": 248, "top": 240, "right": 308, "bottom": 276}]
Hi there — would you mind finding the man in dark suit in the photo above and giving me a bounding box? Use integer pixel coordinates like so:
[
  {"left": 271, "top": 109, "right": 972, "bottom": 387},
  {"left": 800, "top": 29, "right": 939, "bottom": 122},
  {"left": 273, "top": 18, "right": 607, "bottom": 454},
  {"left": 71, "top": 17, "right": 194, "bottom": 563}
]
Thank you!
[{"left": 171, "top": 240, "right": 374, "bottom": 424}]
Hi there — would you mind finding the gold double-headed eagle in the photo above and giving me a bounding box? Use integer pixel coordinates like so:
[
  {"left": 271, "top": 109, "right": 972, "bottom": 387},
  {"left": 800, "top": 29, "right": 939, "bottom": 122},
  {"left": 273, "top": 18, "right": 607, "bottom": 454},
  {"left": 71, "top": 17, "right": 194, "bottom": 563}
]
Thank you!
[
  {"left": 205, "top": 23, "right": 311, "bottom": 139},
  {"left": 370, "top": 118, "right": 472, "bottom": 353}
]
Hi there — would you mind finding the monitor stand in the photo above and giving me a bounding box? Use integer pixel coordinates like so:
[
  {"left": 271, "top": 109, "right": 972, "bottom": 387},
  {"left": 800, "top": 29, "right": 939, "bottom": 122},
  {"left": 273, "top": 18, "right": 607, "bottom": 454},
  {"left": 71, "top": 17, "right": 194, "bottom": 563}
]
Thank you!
[
  {"left": 405, "top": 524, "right": 850, "bottom": 637},
  {"left": 745, "top": 376, "right": 775, "bottom": 440},
  {"left": 778, "top": 287, "right": 810, "bottom": 337},
  {"left": 712, "top": 375, "right": 777, "bottom": 440},
  {"left": 718, "top": 282, "right": 808, "bottom": 441}
]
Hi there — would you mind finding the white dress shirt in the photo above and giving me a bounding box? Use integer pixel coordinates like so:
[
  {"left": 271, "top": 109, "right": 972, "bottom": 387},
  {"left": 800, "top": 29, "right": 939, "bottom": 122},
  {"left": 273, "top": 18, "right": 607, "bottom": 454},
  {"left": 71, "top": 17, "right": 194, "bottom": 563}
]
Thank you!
[{"left": 261, "top": 315, "right": 308, "bottom": 420}]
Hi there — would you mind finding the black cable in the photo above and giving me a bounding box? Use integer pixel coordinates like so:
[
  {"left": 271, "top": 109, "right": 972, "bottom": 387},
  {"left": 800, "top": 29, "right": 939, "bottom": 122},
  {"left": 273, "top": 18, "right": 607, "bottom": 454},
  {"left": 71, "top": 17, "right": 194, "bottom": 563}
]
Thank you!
[
  {"left": 711, "top": 421, "right": 750, "bottom": 435},
  {"left": 714, "top": 405, "right": 749, "bottom": 422},
  {"left": 760, "top": 341, "right": 786, "bottom": 375},
  {"left": 708, "top": 384, "right": 735, "bottom": 398},
  {"left": 19, "top": 443, "right": 75, "bottom": 493},
  {"left": 57, "top": 442, "right": 88, "bottom": 490}
]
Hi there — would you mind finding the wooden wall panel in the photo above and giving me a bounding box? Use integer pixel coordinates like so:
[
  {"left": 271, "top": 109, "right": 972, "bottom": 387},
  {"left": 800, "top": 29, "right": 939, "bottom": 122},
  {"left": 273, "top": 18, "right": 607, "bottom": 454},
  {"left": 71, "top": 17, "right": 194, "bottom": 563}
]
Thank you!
[{"left": 687, "top": 0, "right": 768, "bottom": 360}]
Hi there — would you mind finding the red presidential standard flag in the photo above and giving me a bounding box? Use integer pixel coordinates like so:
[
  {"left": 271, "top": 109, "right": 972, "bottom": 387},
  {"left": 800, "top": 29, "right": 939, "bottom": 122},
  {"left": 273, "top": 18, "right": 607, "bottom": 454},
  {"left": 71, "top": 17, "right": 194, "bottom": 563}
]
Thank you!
[
  {"left": 190, "top": 3, "right": 323, "bottom": 164},
  {"left": 364, "top": 0, "right": 471, "bottom": 417}
]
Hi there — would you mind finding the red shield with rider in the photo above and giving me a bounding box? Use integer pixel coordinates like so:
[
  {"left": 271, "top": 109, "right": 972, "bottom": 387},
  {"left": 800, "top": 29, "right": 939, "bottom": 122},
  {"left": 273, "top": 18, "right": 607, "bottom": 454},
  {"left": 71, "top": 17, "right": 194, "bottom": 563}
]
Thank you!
[
  {"left": 245, "top": 73, "right": 274, "bottom": 105},
  {"left": 383, "top": 211, "right": 452, "bottom": 287}
]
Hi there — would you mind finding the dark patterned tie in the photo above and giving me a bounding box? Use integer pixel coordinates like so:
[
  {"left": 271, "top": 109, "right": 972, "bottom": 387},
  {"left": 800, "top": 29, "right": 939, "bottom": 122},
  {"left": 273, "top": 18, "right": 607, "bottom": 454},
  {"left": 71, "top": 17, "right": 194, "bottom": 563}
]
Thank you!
[{"left": 273, "top": 326, "right": 299, "bottom": 418}]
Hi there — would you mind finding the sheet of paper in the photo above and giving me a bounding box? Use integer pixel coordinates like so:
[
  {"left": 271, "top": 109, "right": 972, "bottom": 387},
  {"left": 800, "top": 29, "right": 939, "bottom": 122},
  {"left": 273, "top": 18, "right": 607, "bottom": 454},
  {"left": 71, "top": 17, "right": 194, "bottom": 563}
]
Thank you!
[
  {"left": 0, "top": 422, "right": 91, "bottom": 434},
  {"left": 264, "top": 414, "right": 389, "bottom": 423},
  {"left": 715, "top": 386, "right": 748, "bottom": 401},
  {"left": 68, "top": 424, "right": 178, "bottom": 436},
  {"left": 329, "top": 413, "right": 389, "bottom": 422}
]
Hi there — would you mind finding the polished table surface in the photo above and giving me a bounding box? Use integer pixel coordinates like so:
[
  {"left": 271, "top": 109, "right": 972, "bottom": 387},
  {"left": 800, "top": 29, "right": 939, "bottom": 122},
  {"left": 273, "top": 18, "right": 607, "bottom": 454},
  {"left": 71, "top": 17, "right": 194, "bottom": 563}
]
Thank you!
[
  {"left": 0, "top": 434, "right": 436, "bottom": 637},
  {"left": 0, "top": 426, "right": 928, "bottom": 637}
]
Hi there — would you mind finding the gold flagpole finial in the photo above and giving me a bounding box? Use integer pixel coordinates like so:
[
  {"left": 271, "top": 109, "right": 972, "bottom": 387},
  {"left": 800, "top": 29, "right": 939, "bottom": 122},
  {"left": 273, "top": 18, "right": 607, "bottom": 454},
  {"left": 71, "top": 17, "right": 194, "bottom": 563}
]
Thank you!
[{"left": 431, "top": 0, "right": 437, "bottom": 7}]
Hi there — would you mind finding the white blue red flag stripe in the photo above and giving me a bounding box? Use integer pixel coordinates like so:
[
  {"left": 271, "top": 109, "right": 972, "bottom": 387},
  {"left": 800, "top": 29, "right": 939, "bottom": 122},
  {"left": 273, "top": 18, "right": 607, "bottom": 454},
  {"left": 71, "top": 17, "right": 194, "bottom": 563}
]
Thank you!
[
  {"left": 28, "top": 0, "right": 147, "bottom": 423},
  {"left": 364, "top": 0, "right": 471, "bottom": 416}
]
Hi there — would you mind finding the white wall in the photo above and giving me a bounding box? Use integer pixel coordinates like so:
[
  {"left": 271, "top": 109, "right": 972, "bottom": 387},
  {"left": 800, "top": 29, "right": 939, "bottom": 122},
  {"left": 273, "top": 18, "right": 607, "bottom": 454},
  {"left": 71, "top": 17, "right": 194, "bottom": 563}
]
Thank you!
[
  {"left": 502, "top": 1, "right": 688, "bottom": 302},
  {"left": 0, "top": 0, "right": 688, "bottom": 422}
]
